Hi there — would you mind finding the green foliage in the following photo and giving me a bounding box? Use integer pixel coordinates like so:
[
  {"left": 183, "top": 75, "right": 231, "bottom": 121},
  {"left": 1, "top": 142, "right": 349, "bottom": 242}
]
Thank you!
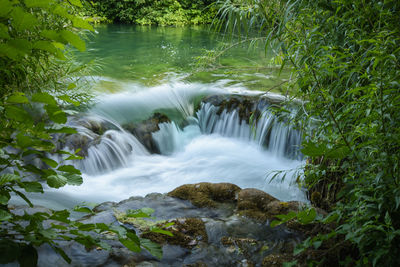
[
  {"left": 0, "top": 0, "right": 167, "bottom": 265},
  {"left": 216, "top": 0, "right": 400, "bottom": 266},
  {"left": 88, "top": 0, "right": 218, "bottom": 25}
]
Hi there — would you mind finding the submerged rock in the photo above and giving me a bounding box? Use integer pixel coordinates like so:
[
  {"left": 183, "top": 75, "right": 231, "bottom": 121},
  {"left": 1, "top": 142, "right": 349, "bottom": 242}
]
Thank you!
[{"left": 123, "top": 112, "right": 170, "bottom": 154}]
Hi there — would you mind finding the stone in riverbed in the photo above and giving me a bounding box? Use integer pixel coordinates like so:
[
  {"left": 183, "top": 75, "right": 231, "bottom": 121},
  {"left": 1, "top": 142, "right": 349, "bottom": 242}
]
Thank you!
[
  {"left": 167, "top": 182, "right": 241, "bottom": 208},
  {"left": 141, "top": 218, "right": 208, "bottom": 249},
  {"left": 262, "top": 253, "right": 296, "bottom": 267}
]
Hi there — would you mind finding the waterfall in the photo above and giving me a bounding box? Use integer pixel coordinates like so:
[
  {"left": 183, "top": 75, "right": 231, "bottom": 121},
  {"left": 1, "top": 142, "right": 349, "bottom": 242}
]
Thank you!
[
  {"left": 64, "top": 116, "right": 149, "bottom": 175},
  {"left": 197, "top": 103, "right": 302, "bottom": 159}
]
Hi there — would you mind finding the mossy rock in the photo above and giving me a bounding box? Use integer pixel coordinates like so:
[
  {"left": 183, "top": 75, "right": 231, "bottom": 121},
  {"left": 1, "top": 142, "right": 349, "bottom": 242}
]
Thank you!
[
  {"left": 262, "top": 253, "right": 295, "bottom": 267},
  {"left": 123, "top": 112, "right": 171, "bottom": 154},
  {"left": 141, "top": 218, "right": 208, "bottom": 249},
  {"left": 236, "top": 188, "right": 278, "bottom": 221},
  {"left": 167, "top": 182, "right": 241, "bottom": 208}
]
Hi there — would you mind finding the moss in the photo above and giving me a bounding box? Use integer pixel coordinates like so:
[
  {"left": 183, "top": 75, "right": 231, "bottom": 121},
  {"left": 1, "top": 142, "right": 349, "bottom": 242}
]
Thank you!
[
  {"left": 114, "top": 210, "right": 166, "bottom": 231},
  {"left": 262, "top": 254, "right": 295, "bottom": 267},
  {"left": 167, "top": 182, "right": 241, "bottom": 208},
  {"left": 141, "top": 218, "right": 208, "bottom": 249}
]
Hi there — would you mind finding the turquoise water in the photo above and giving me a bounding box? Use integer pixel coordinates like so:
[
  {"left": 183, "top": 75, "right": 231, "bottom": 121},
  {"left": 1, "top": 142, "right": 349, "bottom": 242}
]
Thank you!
[{"left": 78, "top": 24, "right": 289, "bottom": 92}]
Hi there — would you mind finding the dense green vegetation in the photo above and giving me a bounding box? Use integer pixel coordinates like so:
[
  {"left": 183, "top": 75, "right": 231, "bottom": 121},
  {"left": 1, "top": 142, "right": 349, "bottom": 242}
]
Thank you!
[
  {"left": 216, "top": 0, "right": 400, "bottom": 265},
  {"left": 0, "top": 0, "right": 165, "bottom": 265},
  {"left": 87, "top": 0, "right": 218, "bottom": 25}
]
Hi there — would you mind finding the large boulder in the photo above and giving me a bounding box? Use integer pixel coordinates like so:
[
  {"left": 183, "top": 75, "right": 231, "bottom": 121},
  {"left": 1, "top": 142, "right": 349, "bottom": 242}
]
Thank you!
[{"left": 167, "top": 182, "right": 241, "bottom": 208}]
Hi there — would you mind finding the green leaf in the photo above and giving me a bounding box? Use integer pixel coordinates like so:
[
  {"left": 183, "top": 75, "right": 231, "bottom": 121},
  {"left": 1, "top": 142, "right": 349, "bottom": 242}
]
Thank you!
[
  {"left": 25, "top": 0, "right": 52, "bottom": 8},
  {"left": 72, "top": 17, "right": 94, "bottom": 31},
  {"left": 150, "top": 227, "right": 173, "bottom": 237},
  {"left": 0, "top": 209, "right": 12, "bottom": 221},
  {"left": 0, "top": 23, "right": 10, "bottom": 39},
  {"left": 46, "top": 175, "right": 67, "bottom": 188},
  {"left": 33, "top": 40, "right": 58, "bottom": 54},
  {"left": 65, "top": 174, "right": 83, "bottom": 186},
  {"left": 283, "top": 261, "right": 298, "bottom": 267},
  {"left": 0, "top": 192, "right": 10, "bottom": 205},
  {"left": 7, "top": 92, "right": 28, "bottom": 104},
  {"left": 73, "top": 206, "right": 92, "bottom": 213},
  {"left": 78, "top": 223, "right": 96, "bottom": 231},
  {"left": 13, "top": 190, "right": 33, "bottom": 207},
  {"left": 39, "top": 228, "right": 57, "bottom": 239},
  {"left": 119, "top": 237, "right": 141, "bottom": 253},
  {"left": 20, "top": 181, "right": 43, "bottom": 193},
  {"left": 10, "top": 7, "right": 38, "bottom": 31},
  {"left": 0, "top": 174, "right": 20, "bottom": 185},
  {"left": 298, "top": 208, "right": 317, "bottom": 224},
  {"left": 18, "top": 245, "right": 38, "bottom": 267},
  {"left": 49, "top": 210, "right": 70, "bottom": 223},
  {"left": 58, "top": 95, "right": 80, "bottom": 106},
  {"left": 44, "top": 104, "right": 67, "bottom": 124},
  {"left": 41, "top": 158, "right": 58, "bottom": 168},
  {"left": 32, "top": 92, "right": 57, "bottom": 105},
  {"left": 52, "top": 246, "right": 71, "bottom": 264},
  {"left": 126, "top": 208, "right": 154, "bottom": 218},
  {"left": 0, "top": 0, "right": 13, "bottom": 18},
  {"left": 301, "top": 141, "right": 327, "bottom": 157},
  {"left": 0, "top": 239, "right": 20, "bottom": 264},
  {"left": 58, "top": 165, "right": 81, "bottom": 175},
  {"left": 60, "top": 30, "right": 85, "bottom": 52},
  {"left": 5, "top": 105, "right": 32, "bottom": 122},
  {"left": 68, "top": 0, "right": 82, "bottom": 7},
  {"left": 270, "top": 220, "right": 283, "bottom": 227},
  {"left": 140, "top": 238, "right": 162, "bottom": 259}
]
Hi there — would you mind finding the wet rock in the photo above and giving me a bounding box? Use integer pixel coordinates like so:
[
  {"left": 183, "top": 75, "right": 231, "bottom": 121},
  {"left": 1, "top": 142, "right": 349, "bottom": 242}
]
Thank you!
[
  {"left": 141, "top": 218, "right": 208, "bottom": 249},
  {"left": 123, "top": 112, "right": 170, "bottom": 154},
  {"left": 167, "top": 182, "right": 241, "bottom": 208},
  {"left": 236, "top": 188, "right": 278, "bottom": 221},
  {"left": 262, "top": 253, "right": 296, "bottom": 267}
]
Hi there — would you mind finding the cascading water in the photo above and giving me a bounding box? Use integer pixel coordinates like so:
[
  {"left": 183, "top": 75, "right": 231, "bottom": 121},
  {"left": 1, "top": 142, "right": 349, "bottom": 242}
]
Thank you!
[
  {"left": 197, "top": 102, "right": 302, "bottom": 159},
  {"left": 46, "top": 82, "right": 308, "bottom": 207}
]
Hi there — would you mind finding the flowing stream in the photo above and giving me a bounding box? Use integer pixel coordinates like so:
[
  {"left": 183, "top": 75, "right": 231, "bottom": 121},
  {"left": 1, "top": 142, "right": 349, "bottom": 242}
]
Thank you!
[{"left": 20, "top": 25, "right": 308, "bottom": 209}]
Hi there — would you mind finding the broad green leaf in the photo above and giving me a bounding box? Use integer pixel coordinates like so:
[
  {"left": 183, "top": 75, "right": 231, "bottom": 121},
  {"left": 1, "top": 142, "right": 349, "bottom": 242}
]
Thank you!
[
  {"left": 52, "top": 5, "right": 72, "bottom": 20},
  {"left": 78, "top": 223, "right": 95, "bottom": 231},
  {"left": 33, "top": 41, "right": 58, "bottom": 54},
  {"left": 326, "top": 146, "right": 350, "bottom": 159},
  {"left": 72, "top": 17, "right": 94, "bottom": 31},
  {"left": 13, "top": 190, "right": 33, "bottom": 207},
  {"left": 301, "top": 141, "right": 327, "bottom": 157},
  {"left": 39, "top": 228, "right": 57, "bottom": 239},
  {"left": 119, "top": 237, "right": 141, "bottom": 253},
  {"left": 10, "top": 7, "right": 38, "bottom": 31},
  {"left": 150, "top": 227, "right": 173, "bottom": 237},
  {"left": 40, "top": 30, "right": 62, "bottom": 42},
  {"left": 69, "top": 0, "right": 82, "bottom": 7},
  {"left": 0, "top": 192, "right": 10, "bottom": 205},
  {"left": 58, "top": 165, "right": 81, "bottom": 175},
  {"left": 0, "top": 23, "right": 10, "bottom": 39},
  {"left": 7, "top": 93, "right": 28, "bottom": 104},
  {"left": 18, "top": 245, "right": 38, "bottom": 267},
  {"left": 0, "top": 174, "right": 20, "bottom": 185},
  {"left": 44, "top": 105, "right": 67, "bottom": 124},
  {"left": 0, "top": 43, "right": 19, "bottom": 59},
  {"left": 298, "top": 208, "right": 317, "bottom": 224},
  {"left": 0, "top": 240, "right": 19, "bottom": 263},
  {"left": 41, "top": 158, "right": 58, "bottom": 168},
  {"left": 0, "top": 209, "right": 12, "bottom": 221},
  {"left": 0, "top": 0, "right": 13, "bottom": 18},
  {"left": 47, "top": 174, "right": 67, "bottom": 188},
  {"left": 60, "top": 30, "right": 85, "bottom": 52},
  {"left": 52, "top": 246, "right": 71, "bottom": 264},
  {"left": 25, "top": 0, "right": 52, "bottom": 8},
  {"left": 270, "top": 220, "right": 283, "bottom": 227},
  {"left": 32, "top": 92, "right": 57, "bottom": 105},
  {"left": 140, "top": 238, "right": 162, "bottom": 259},
  {"left": 73, "top": 206, "right": 92, "bottom": 213},
  {"left": 65, "top": 174, "right": 83, "bottom": 186},
  {"left": 20, "top": 181, "right": 43, "bottom": 193},
  {"left": 49, "top": 210, "right": 70, "bottom": 223}
]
